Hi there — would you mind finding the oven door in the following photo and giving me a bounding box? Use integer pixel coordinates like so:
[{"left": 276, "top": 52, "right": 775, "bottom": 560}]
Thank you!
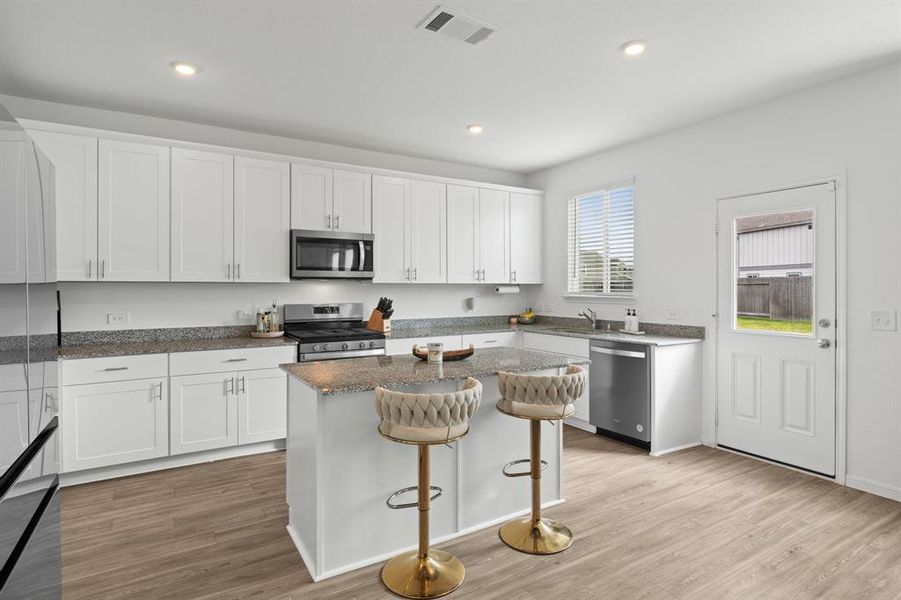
[{"left": 291, "top": 230, "right": 374, "bottom": 279}]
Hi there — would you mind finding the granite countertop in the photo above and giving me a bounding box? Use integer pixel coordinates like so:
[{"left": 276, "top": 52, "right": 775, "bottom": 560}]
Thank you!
[
  {"left": 281, "top": 346, "right": 589, "bottom": 395},
  {"left": 59, "top": 335, "right": 297, "bottom": 360},
  {"left": 389, "top": 322, "right": 702, "bottom": 347}
]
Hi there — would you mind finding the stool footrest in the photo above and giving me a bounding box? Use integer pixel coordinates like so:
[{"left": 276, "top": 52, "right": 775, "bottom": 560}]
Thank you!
[
  {"left": 502, "top": 458, "right": 548, "bottom": 478},
  {"left": 386, "top": 485, "right": 443, "bottom": 510}
]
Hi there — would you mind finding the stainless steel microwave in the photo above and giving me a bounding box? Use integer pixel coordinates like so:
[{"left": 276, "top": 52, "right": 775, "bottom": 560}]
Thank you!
[{"left": 290, "top": 229, "right": 374, "bottom": 279}]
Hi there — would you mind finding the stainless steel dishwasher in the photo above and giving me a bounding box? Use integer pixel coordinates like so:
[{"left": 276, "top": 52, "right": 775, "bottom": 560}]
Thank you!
[{"left": 588, "top": 340, "right": 651, "bottom": 449}]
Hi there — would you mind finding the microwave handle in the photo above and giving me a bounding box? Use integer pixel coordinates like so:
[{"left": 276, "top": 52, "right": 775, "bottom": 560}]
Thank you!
[{"left": 358, "top": 240, "right": 366, "bottom": 272}]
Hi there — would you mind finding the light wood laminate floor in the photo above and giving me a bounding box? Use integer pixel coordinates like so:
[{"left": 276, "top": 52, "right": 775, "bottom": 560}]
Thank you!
[{"left": 60, "top": 427, "right": 901, "bottom": 600}]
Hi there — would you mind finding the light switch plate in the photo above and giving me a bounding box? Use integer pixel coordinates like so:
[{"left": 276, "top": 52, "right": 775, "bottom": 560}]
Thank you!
[
  {"left": 107, "top": 312, "right": 129, "bottom": 325},
  {"left": 870, "top": 310, "right": 897, "bottom": 332}
]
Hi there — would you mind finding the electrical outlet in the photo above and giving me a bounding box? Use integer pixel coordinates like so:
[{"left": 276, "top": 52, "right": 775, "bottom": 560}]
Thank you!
[
  {"left": 664, "top": 308, "right": 680, "bottom": 322},
  {"left": 107, "top": 312, "right": 129, "bottom": 325},
  {"left": 237, "top": 310, "right": 254, "bottom": 321},
  {"left": 870, "top": 311, "right": 897, "bottom": 332}
]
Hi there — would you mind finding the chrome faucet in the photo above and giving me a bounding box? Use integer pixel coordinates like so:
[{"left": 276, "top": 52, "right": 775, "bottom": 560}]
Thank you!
[{"left": 578, "top": 307, "right": 599, "bottom": 329}]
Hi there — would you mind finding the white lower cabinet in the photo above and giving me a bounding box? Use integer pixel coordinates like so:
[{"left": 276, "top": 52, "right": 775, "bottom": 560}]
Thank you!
[
  {"left": 238, "top": 368, "right": 287, "bottom": 444},
  {"left": 170, "top": 372, "right": 238, "bottom": 455},
  {"left": 0, "top": 390, "right": 28, "bottom": 474},
  {"left": 61, "top": 378, "right": 168, "bottom": 472}
]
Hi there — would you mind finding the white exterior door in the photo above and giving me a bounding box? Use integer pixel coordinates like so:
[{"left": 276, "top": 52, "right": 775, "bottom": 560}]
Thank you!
[
  {"left": 478, "top": 188, "right": 509, "bottom": 284},
  {"left": 717, "top": 182, "right": 836, "bottom": 476},
  {"left": 333, "top": 169, "right": 371, "bottom": 234},
  {"left": 170, "top": 372, "right": 238, "bottom": 455},
  {"left": 237, "top": 368, "right": 287, "bottom": 444},
  {"left": 509, "top": 192, "right": 542, "bottom": 284},
  {"left": 29, "top": 130, "right": 98, "bottom": 281},
  {"left": 446, "top": 184, "right": 479, "bottom": 283},
  {"left": 372, "top": 175, "right": 410, "bottom": 283},
  {"left": 291, "top": 164, "right": 333, "bottom": 231},
  {"left": 98, "top": 140, "right": 170, "bottom": 281},
  {"left": 61, "top": 378, "right": 168, "bottom": 472},
  {"left": 410, "top": 179, "right": 446, "bottom": 283},
  {"left": 234, "top": 157, "right": 290, "bottom": 282},
  {"left": 171, "top": 149, "right": 234, "bottom": 282}
]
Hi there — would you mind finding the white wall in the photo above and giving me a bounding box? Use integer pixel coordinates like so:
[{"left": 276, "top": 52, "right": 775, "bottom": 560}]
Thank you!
[{"left": 527, "top": 62, "right": 901, "bottom": 499}]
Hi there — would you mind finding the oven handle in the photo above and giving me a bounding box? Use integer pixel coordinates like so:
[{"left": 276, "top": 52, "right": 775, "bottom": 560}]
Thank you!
[{"left": 299, "top": 348, "right": 386, "bottom": 361}]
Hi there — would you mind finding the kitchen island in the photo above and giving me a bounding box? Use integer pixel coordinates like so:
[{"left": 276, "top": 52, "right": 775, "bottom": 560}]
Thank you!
[{"left": 281, "top": 347, "right": 588, "bottom": 581}]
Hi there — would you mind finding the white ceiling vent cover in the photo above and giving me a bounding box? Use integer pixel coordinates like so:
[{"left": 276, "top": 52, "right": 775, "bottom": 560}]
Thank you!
[{"left": 418, "top": 5, "right": 497, "bottom": 45}]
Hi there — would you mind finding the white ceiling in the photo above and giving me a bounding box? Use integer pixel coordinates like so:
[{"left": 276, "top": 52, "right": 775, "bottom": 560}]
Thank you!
[{"left": 0, "top": 1, "right": 899, "bottom": 173}]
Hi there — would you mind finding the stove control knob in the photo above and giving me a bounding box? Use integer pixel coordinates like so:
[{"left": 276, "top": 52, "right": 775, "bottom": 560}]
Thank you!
[
  {"left": 341, "top": 343, "right": 349, "bottom": 350},
  {"left": 322, "top": 344, "right": 330, "bottom": 351},
  {"left": 369, "top": 341, "right": 377, "bottom": 348},
  {"left": 358, "top": 342, "right": 366, "bottom": 349},
  {"left": 312, "top": 344, "right": 320, "bottom": 352}
]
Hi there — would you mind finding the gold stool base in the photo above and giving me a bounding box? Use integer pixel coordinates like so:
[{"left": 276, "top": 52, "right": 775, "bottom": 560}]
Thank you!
[
  {"left": 499, "top": 517, "right": 573, "bottom": 555},
  {"left": 381, "top": 550, "right": 465, "bottom": 599}
]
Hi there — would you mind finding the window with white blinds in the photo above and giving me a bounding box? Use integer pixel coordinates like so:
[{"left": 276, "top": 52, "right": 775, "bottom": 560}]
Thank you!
[{"left": 567, "top": 181, "right": 635, "bottom": 297}]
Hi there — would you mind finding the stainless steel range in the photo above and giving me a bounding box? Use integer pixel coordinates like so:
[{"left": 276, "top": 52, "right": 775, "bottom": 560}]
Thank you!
[{"left": 284, "top": 303, "right": 386, "bottom": 362}]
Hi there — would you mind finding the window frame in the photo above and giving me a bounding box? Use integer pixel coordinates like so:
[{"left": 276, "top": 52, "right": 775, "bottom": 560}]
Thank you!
[{"left": 563, "top": 178, "right": 636, "bottom": 301}]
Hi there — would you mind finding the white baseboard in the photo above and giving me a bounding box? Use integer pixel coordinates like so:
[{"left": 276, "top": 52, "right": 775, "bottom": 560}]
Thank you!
[
  {"left": 846, "top": 475, "right": 901, "bottom": 503},
  {"left": 651, "top": 441, "right": 702, "bottom": 457},
  {"left": 291, "top": 498, "right": 566, "bottom": 582},
  {"left": 563, "top": 417, "right": 595, "bottom": 433},
  {"left": 59, "top": 440, "right": 285, "bottom": 487}
]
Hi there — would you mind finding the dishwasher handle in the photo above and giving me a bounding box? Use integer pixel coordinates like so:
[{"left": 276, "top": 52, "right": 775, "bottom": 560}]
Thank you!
[{"left": 591, "top": 346, "right": 646, "bottom": 359}]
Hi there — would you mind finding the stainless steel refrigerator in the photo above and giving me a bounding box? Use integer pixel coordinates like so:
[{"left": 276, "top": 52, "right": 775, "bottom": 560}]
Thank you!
[{"left": 0, "top": 100, "right": 61, "bottom": 598}]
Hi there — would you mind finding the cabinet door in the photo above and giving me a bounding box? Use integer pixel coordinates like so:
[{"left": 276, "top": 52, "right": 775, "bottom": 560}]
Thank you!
[
  {"left": 170, "top": 372, "right": 238, "bottom": 455},
  {"left": 234, "top": 157, "right": 289, "bottom": 282},
  {"left": 61, "top": 378, "right": 168, "bottom": 472},
  {"left": 25, "top": 139, "right": 46, "bottom": 283},
  {"left": 372, "top": 175, "right": 410, "bottom": 283},
  {"left": 333, "top": 169, "right": 371, "bottom": 234},
  {"left": 237, "top": 368, "right": 286, "bottom": 444},
  {"left": 0, "top": 129, "right": 27, "bottom": 284},
  {"left": 171, "top": 149, "right": 234, "bottom": 282},
  {"left": 509, "top": 192, "right": 542, "bottom": 283},
  {"left": 410, "top": 180, "right": 446, "bottom": 284},
  {"left": 0, "top": 390, "right": 28, "bottom": 475},
  {"left": 478, "top": 188, "right": 509, "bottom": 283},
  {"left": 29, "top": 130, "right": 97, "bottom": 281},
  {"left": 98, "top": 140, "right": 170, "bottom": 281},
  {"left": 446, "top": 184, "right": 479, "bottom": 283},
  {"left": 291, "top": 164, "right": 333, "bottom": 231}
]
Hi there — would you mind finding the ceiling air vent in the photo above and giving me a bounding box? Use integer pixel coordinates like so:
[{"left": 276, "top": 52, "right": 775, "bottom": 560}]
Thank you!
[{"left": 418, "top": 5, "right": 497, "bottom": 45}]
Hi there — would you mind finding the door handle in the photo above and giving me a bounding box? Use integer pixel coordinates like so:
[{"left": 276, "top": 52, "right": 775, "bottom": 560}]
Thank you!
[
  {"left": 818, "top": 318, "right": 831, "bottom": 328},
  {"left": 816, "top": 338, "right": 831, "bottom": 349}
]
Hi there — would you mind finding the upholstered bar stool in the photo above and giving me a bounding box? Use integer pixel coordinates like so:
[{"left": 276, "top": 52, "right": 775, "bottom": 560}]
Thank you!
[
  {"left": 375, "top": 378, "right": 482, "bottom": 599},
  {"left": 496, "top": 365, "right": 586, "bottom": 555}
]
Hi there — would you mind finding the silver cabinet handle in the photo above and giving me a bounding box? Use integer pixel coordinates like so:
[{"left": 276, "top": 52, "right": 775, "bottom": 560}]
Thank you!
[
  {"left": 101, "top": 259, "right": 105, "bottom": 279},
  {"left": 226, "top": 377, "right": 235, "bottom": 394},
  {"left": 104, "top": 367, "right": 129, "bottom": 371},
  {"left": 227, "top": 263, "right": 231, "bottom": 279},
  {"left": 236, "top": 263, "right": 241, "bottom": 280},
  {"left": 484, "top": 339, "right": 498, "bottom": 344},
  {"left": 479, "top": 269, "right": 485, "bottom": 281},
  {"left": 512, "top": 270, "right": 517, "bottom": 282},
  {"left": 413, "top": 267, "right": 417, "bottom": 280},
  {"left": 590, "top": 346, "right": 646, "bottom": 359},
  {"left": 817, "top": 338, "right": 831, "bottom": 349},
  {"left": 88, "top": 259, "right": 93, "bottom": 279},
  {"left": 225, "top": 358, "right": 247, "bottom": 362},
  {"left": 238, "top": 376, "right": 246, "bottom": 394},
  {"left": 326, "top": 214, "right": 332, "bottom": 229},
  {"left": 405, "top": 267, "right": 410, "bottom": 281},
  {"left": 335, "top": 215, "right": 340, "bottom": 230},
  {"left": 153, "top": 382, "right": 163, "bottom": 401}
]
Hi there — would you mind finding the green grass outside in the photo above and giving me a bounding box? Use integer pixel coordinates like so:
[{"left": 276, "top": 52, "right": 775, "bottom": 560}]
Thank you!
[{"left": 736, "top": 316, "right": 813, "bottom": 334}]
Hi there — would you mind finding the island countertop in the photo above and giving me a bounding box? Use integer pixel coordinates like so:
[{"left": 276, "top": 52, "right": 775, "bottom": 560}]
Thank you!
[{"left": 280, "top": 346, "right": 588, "bottom": 395}]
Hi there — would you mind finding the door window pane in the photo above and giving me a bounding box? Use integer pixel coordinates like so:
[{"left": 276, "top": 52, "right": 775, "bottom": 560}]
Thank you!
[{"left": 734, "top": 209, "right": 813, "bottom": 335}]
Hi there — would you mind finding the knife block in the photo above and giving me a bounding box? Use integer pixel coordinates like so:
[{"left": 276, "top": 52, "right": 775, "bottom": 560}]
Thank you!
[{"left": 366, "top": 309, "right": 391, "bottom": 333}]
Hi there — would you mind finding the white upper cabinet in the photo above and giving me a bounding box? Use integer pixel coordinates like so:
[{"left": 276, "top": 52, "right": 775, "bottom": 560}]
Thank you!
[
  {"left": 25, "top": 139, "right": 47, "bottom": 283},
  {"left": 290, "top": 165, "right": 372, "bottom": 233},
  {"left": 333, "top": 169, "right": 372, "bottom": 234},
  {"left": 0, "top": 127, "right": 27, "bottom": 284},
  {"left": 478, "top": 188, "right": 509, "bottom": 284},
  {"left": 171, "top": 149, "right": 234, "bottom": 282},
  {"left": 29, "top": 130, "right": 96, "bottom": 281},
  {"left": 234, "top": 157, "right": 290, "bottom": 282},
  {"left": 98, "top": 139, "right": 170, "bottom": 281},
  {"left": 509, "top": 192, "right": 542, "bottom": 284},
  {"left": 410, "top": 180, "right": 446, "bottom": 283},
  {"left": 446, "top": 184, "right": 479, "bottom": 284},
  {"left": 372, "top": 175, "right": 411, "bottom": 283},
  {"left": 291, "top": 164, "right": 332, "bottom": 231}
]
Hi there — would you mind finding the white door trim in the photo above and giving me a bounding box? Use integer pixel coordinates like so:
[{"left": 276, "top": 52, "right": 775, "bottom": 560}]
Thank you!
[{"left": 713, "top": 174, "right": 847, "bottom": 485}]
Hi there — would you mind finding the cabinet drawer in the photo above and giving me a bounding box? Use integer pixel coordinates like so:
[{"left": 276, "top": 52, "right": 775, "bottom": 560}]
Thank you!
[
  {"left": 522, "top": 333, "right": 590, "bottom": 358},
  {"left": 169, "top": 346, "right": 296, "bottom": 376},
  {"left": 461, "top": 331, "right": 519, "bottom": 349},
  {"left": 385, "top": 335, "right": 462, "bottom": 356},
  {"left": 62, "top": 354, "right": 168, "bottom": 386}
]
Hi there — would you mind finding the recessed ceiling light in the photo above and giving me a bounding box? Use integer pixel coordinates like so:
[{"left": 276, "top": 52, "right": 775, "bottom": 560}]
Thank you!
[
  {"left": 620, "top": 40, "right": 647, "bottom": 57},
  {"left": 467, "top": 124, "right": 484, "bottom": 135},
  {"left": 171, "top": 61, "right": 198, "bottom": 77}
]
